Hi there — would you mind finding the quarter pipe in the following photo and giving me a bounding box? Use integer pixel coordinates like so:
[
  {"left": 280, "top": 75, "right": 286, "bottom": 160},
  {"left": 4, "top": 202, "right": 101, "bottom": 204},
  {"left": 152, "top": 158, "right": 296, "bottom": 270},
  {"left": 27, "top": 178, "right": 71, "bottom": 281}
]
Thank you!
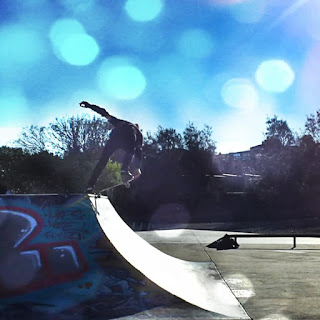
[{"left": 89, "top": 194, "right": 249, "bottom": 319}]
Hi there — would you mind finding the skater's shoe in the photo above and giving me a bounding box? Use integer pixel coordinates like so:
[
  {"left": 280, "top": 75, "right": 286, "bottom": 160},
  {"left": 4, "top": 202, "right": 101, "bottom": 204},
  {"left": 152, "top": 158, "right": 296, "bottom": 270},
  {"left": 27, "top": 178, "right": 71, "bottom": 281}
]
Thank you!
[
  {"left": 121, "top": 170, "right": 133, "bottom": 182},
  {"left": 86, "top": 186, "right": 94, "bottom": 194}
]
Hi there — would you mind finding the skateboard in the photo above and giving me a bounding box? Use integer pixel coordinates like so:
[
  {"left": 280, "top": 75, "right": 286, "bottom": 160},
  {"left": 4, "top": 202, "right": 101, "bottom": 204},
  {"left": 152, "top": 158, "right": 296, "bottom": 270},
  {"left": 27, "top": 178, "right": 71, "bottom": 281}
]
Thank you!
[{"left": 97, "top": 176, "right": 135, "bottom": 194}]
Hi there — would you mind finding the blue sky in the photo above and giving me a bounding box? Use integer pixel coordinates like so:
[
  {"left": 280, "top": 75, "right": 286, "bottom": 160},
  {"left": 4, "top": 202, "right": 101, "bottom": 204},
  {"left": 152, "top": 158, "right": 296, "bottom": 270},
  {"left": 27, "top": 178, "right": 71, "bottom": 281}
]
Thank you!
[{"left": 1, "top": 0, "right": 320, "bottom": 153}]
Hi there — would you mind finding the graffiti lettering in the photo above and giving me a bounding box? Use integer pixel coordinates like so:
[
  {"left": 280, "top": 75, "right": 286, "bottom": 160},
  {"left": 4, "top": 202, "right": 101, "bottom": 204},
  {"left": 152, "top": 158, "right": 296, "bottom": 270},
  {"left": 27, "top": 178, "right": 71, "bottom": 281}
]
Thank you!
[
  {"left": 43, "top": 209, "right": 88, "bottom": 240},
  {"left": 0, "top": 206, "right": 88, "bottom": 298}
]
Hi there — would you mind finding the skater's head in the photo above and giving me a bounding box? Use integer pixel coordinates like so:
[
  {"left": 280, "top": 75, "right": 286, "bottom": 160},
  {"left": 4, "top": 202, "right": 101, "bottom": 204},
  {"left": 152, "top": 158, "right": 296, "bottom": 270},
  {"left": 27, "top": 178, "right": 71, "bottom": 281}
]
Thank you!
[{"left": 134, "top": 123, "right": 140, "bottom": 130}]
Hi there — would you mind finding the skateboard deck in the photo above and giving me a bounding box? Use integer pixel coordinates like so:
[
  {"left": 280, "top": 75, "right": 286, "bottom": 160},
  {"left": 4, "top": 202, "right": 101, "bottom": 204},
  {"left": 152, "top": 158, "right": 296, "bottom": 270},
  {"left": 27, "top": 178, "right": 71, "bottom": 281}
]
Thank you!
[{"left": 97, "top": 176, "right": 135, "bottom": 194}]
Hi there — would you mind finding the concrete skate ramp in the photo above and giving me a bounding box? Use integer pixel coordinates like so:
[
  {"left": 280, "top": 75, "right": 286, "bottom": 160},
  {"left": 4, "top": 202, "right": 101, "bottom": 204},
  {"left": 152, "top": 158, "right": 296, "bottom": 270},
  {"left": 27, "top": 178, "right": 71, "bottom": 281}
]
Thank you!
[{"left": 89, "top": 195, "right": 249, "bottom": 319}]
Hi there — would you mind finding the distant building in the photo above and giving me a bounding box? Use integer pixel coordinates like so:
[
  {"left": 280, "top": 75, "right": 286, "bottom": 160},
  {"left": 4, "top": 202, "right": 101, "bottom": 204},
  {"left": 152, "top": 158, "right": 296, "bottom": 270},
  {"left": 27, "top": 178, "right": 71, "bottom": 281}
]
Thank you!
[{"left": 223, "top": 144, "right": 264, "bottom": 160}]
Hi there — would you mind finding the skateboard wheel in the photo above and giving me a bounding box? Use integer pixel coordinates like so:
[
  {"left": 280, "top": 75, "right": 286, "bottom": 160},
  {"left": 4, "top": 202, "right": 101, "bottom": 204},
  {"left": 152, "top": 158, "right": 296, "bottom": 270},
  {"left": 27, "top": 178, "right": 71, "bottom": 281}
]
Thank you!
[{"left": 124, "top": 182, "right": 130, "bottom": 188}]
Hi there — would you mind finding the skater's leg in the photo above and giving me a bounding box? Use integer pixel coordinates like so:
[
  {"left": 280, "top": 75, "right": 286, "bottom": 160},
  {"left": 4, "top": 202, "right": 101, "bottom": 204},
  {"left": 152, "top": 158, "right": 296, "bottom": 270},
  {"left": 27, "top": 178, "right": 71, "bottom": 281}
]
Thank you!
[
  {"left": 117, "top": 128, "right": 135, "bottom": 179},
  {"left": 120, "top": 148, "right": 134, "bottom": 181},
  {"left": 87, "top": 141, "right": 117, "bottom": 190},
  {"left": 122, "top": 148, "right": 134, "bottom": 173},
  {"left": 128, "top": 142, "right": 143, "bottom": 179},
  {"left": 129, "top": 155, "right": 142, "bottom": 179}
]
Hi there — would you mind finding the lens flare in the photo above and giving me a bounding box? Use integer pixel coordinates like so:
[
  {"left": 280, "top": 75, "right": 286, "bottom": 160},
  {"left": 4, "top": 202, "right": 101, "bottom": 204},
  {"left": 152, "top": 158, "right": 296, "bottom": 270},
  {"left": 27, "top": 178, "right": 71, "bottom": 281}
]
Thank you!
[
  {"left": 125, "top": 0, "right": 163, "bottom": 22},
  {"left": 255, "top": 60, "right": 295, "bottom": 93},
  {"left": 299, "top": 44, "right": 320, "bottom": 110}
]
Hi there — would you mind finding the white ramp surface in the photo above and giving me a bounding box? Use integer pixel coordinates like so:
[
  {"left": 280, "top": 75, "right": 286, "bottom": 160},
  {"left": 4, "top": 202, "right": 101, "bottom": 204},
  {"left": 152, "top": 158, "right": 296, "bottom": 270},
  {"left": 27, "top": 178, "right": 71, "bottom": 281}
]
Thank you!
[{"left": 89, "top": 195, "right": 249, "bottom": 319}]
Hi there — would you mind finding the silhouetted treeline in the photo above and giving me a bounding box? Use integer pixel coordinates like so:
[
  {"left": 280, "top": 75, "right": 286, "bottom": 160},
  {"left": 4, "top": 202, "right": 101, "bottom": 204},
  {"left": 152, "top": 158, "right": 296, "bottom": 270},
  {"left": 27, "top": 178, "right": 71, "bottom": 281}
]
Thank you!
[{"left": 1, "top": 111, "right": 320, "bottom": 225}]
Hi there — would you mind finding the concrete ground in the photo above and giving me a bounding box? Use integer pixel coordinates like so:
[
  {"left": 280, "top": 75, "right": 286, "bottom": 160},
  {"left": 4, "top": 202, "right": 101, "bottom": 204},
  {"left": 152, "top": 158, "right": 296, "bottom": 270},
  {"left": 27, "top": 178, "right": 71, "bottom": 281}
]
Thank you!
[{"left": 138, "top": 229, "right": 320, "bottom": 320}]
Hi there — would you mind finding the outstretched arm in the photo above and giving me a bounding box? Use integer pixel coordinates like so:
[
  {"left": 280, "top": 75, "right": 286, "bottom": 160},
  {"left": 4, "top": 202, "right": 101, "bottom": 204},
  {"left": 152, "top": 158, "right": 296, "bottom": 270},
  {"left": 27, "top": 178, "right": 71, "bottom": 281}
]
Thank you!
[{"left": 79, "top": 101, "right": 111, "bottom": 120}]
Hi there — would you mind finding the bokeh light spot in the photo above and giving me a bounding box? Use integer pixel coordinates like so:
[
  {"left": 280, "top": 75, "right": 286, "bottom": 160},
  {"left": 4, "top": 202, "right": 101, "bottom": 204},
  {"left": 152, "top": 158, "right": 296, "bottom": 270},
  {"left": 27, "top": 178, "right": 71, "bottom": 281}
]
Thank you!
[
  {"left": 49, "top": 19, "right": 85, "bottom": 44},
  {"left": 221, "top": 78, "right": 258, "bottom": 110},
  {"left": 255, "top": 60, "right": 295, "bottom": 93},
  {"left": 177, "top": 29, "right": 215, "bottom": 59},
  {"left": 97, "top": 57, "right": 146, "bottom": 100},
  {"left": 49, "top": 19, "right": 99, "bottom": 66},
  {"left": 229, "top": 0, "right": 266, "bottom": 24},
  {"left": 125, "top": 0, "right": 163, "bottom": 22},
  {"left": 58, "top": 34, "right": 99, "bottom": 66}
]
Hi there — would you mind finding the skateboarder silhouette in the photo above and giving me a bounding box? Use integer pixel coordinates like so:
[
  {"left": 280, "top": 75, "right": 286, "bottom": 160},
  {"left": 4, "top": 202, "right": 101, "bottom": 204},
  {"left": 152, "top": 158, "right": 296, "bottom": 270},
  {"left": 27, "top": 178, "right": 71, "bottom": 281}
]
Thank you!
[{"left": 80, "top": 101, "right": 143, "bottom": 193}]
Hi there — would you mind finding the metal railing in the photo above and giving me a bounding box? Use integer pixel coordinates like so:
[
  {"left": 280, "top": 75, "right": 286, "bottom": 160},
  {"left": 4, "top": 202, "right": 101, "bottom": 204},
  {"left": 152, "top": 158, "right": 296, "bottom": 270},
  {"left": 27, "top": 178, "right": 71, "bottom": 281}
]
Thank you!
[{"left": 227, "top": 234, "right": 320, "bottom": 249}]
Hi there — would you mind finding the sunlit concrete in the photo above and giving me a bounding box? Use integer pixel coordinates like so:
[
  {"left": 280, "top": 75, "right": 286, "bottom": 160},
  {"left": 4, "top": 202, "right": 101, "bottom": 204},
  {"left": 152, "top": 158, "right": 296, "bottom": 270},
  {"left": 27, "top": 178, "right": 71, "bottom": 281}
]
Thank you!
[
  {"left": 140, "top": 228, "right": 320, "bottom": 319},
  {"left": 89, "top": 195, "right": 249, "bottom": 319}
]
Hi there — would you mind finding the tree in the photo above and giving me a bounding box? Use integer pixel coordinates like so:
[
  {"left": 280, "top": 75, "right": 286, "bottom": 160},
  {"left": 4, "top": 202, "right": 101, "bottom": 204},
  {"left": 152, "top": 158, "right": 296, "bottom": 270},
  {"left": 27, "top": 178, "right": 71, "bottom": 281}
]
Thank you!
[
  {"left": 156, "top": 126, "right": 183, "bottom": 151},
  {"left": 183, "top": 122, "right": 216, "bottom": 152},
  {"left": 15, "top": 125, "right": 49, "bottom": 154},
  {"left": 144, "top": 126, "right": 183, "bottom": 153},
  {"left": 49, "top": 115, "right": 109, "bottom": 157},
  {"left": 16, "top": 115, "right": 110, "bottom": 157},
  {"left": 0, "top": 147, "right": 62, "bottom": 193},
  {"left": 264, "top": 115, "right": 295, "bottom": 147},
  {"left": 0, "top": 147, "right": 27, "bottom": 193},
  {"left": 305, "top": 109, "right": 320, "bottom": 143}
]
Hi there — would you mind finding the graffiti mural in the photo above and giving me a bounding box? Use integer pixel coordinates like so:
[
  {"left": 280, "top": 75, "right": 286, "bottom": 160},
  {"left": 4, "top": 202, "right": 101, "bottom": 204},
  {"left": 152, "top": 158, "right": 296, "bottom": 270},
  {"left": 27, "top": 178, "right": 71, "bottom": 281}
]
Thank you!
[
  {"left": 0, "top": 194, "right": 177, "bottom": 319},
  {"left": 0, "top": 206, "right": 88, "bottom": 298}
]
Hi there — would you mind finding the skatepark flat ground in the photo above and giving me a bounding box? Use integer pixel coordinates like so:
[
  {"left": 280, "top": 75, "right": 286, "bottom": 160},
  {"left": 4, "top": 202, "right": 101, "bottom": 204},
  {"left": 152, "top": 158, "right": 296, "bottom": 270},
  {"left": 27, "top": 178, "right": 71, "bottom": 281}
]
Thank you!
[{"left": 138, "top": 229, "right": 320, "bottom": 320}]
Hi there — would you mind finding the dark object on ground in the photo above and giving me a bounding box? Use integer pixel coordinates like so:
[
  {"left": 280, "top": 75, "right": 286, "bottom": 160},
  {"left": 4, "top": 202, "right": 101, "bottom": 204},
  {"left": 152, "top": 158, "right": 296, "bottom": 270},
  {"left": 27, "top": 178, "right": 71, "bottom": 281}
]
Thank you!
[{"left": 207, "top": 234, "right": 239, "bottom": 250}]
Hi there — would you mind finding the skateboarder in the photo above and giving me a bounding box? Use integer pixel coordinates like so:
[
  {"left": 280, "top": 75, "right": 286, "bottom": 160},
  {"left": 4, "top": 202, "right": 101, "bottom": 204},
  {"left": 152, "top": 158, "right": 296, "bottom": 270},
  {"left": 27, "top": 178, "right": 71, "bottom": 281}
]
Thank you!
[{"left": 80, "top": 101, "right": 143, "bottom": 193}]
